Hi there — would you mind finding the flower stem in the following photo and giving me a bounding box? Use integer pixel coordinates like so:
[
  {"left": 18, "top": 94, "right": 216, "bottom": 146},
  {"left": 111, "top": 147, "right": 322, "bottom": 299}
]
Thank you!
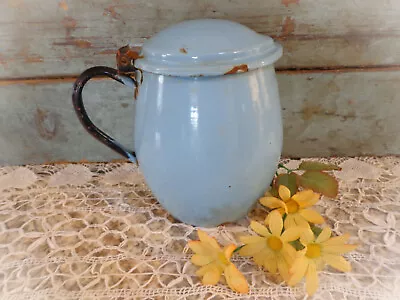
[
  {"left": 278, "top": 163, "right": 294, "bottom": 173},
  {"left": 233, "top": 245, "right": 245, "bottom": 253}
]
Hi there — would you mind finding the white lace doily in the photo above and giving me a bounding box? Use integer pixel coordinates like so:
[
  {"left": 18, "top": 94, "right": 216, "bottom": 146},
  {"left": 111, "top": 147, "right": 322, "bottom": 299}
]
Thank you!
[{"left": 0, "top": 157, "right": 399, "bottom": 299}]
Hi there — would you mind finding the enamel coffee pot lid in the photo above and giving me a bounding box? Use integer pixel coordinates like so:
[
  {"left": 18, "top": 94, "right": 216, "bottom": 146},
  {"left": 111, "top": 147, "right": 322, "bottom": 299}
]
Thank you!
[{"left": 134, "top": 19, "right": 282, "bottom": 77}]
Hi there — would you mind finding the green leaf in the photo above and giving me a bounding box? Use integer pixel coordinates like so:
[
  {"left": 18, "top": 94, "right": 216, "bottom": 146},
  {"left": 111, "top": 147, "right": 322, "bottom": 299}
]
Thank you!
[
  {"left": 310, "top": 225, "right": 323, "bottom": 238},
  {"left": 298, "top": 161, "right": 342, "bottom": 171},
  {"left": 269, "top": 185, "right": 279, "bottom": 197},
  {"left": 274, "top": 173, "right": 298, "bottom": 196},
  {"left": 233, "top": 245, "right": 245, "bottom": 253},
  {"left": 289, "top": 239, "right": 305, "bottom": 251},
  {"left": 298, "top": 171, "right": 339, "bottom": 198}
]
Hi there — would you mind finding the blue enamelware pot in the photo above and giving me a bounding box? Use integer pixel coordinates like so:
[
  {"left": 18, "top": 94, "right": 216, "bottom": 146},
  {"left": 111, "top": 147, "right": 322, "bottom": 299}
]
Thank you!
[{"left": 72, "top": 19, "right": 283, "bottom": 227}]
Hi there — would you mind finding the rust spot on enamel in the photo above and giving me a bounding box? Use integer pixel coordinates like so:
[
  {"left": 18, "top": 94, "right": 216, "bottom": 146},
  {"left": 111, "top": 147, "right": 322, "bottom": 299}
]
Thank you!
[
  {"left": 134, "top": 86, "right": 139, "bottom": 100},
  {"left": 224, "top": 64, "right": 249, "bottom": 75},
  {"left": 117, "top": 45, "right": 143, "bottom": 60},
  {"left": 116, "top": 45, "right": 142, "bottom": 74},
  {"left": 126, "top": 50, "right": 144, "bottom": 60},
  {"left": 180, "top": 48, "right": 188, "bottom": 54}
]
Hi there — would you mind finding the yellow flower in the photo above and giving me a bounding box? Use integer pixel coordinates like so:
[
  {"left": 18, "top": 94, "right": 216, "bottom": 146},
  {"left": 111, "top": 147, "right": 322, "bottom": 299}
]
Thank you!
[
  {"left": 288, "top": 227, "right": 358, "bottom": 296},
  {"left": 260, "top": 185, "right": 324, "bottom": 229},
  {"left": 238, "top": 210, "right": 302, "bottom": 282},
  {"left": 188, "top": 230, "right": 249, "bottom": 294}
]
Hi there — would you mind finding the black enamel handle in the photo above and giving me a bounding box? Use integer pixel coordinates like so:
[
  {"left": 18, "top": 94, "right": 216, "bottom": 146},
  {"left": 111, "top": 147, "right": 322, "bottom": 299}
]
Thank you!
[{"left": 72, "top": 66, "right": 138, "bottom": 163}]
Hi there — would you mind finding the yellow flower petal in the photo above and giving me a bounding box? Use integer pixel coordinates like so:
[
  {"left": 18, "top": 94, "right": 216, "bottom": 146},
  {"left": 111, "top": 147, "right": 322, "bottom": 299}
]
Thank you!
[
  {"left": 281, "top": 227, "right": 302, "bottom": 242},
  {"left": 202, "top": 265, "right": 221, "bottom": 285},
  {"left": 292, "top": 190, "right": 314, "bottom": 204},
  {"left": 323, "top": 244, "right": 358, "bottom": 255},
  {"left": 259, "top": 197, "right": 287, "bottom": 213},
  {"left": 277, "top": 256, "right": 290, "bottom": 282},
  {"left": 264, "top": 255, "right": 278, "bottom": 273},
  {"left": 239, "top": 235, "right": 265, "bottom": 244},
  {"left": 315, "top": 227, "right": 332, "bottom": 243},
  {"left": 253, "top": 251, "right": 266, "bottom": 266},
  {"left": 322, "top": 233, "right": 351, "bottom": 246},
  {"left": 304, "top": 193, "right": 321, "bottom": 207},
  {"left": 223, "top": 244, "right": 237, "bottom": 260},
  {"left": 306, "top": 261, "right": 319, "bottom": 296},
  {"left": 191, "top": 254, "right": 214, "bottom": 266},
  {"left": 284, "top": 214, "right": 297, "bottom": 229},
  {"left": 224, "top": 263, "right": 249, "bottom": 294},
  {"left": 294, "top": 215, "right": 311, "bottom": 228},
  {"left": 323, "top": 254, "right": 352, "bottom": 272},
  {"left": 265, "top": 211, "right": 271, "bottom": 225},
  {"left": 282, "top": 243, "right": 297, "bottom": 265},
  {"left": 250, "top": 221, "right": 271, "bottom": 237},
  {"left": 299, "top": 209, "right": 325, "bottom": 224},
  {"left": 268, "top": 210, "right": 283, "bottom": 236},
  {"left": 198, "top": 230, "right": 221, "bottom": 250},
  {"left": 196, "top": 263, "right": 217, "bottom": 276},
  {"left": 292, "top": 190, "right": 320, "bottom": 209},
  {"left": 239, "top": 241, "right": 267, "bottom": 256},
  {"left": 277, "top": 207, "right": 286, "bottom": 215},
  {"left": 188, "top": 241, "right": 212, "bottom": 255},
  {"left": 288, "top": 256, "right": 308, "bottom": 286},
  {"left": 314, "top": 257, "right": 325, "bottom": 271},
  {"left": 265, "top": 208, "right": 285, "bottom": 226},
  {"left": 300, "top": 228, "right": 315, "bottom": 245},
  {"left": 278, "top": 185, "right": 291, "bottom": 202}
]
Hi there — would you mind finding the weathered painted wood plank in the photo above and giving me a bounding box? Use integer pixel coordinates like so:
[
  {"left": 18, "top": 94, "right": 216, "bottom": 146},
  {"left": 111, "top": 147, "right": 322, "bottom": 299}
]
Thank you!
[
  {"left": 3, "top": 37, "right": 400, "bottom": 78},
  {"left": 1, "top": 0, "right": 400, "bottom": 78},
  {"left": 280, "top": 71, "right": 400, "bottom": 157},
  {"left": 0, "top": 71, "right": 398, "bottom": 165},
  {"left": 0, "top": 80, "right": 136, "bottom": 165}
]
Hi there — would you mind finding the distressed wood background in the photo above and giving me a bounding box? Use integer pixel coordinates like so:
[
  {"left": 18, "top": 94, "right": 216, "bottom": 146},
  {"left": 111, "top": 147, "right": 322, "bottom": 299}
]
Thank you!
[{"left": 1, "top": 0, "right": 399, "bottom": 164}]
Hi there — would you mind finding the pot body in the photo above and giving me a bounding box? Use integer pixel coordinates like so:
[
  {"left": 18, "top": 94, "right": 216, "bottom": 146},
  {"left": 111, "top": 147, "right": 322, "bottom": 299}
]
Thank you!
[{"left": 134, "top": 66, "right": 282, "bottom": 227}]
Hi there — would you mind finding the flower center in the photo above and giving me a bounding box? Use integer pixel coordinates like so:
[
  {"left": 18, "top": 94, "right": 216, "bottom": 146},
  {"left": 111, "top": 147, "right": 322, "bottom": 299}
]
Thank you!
[
  {"left": 286, "top": 200, "right": 299, "bottom": 213},
  {"left": 306, "top": 243, "right": 321, "bottom": 258},
  {"left": 267, "top": 236, "right": 283, "bottom": 251},
  {"left": 218, "top": 252, "right": 229, "bottom": 265}
]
